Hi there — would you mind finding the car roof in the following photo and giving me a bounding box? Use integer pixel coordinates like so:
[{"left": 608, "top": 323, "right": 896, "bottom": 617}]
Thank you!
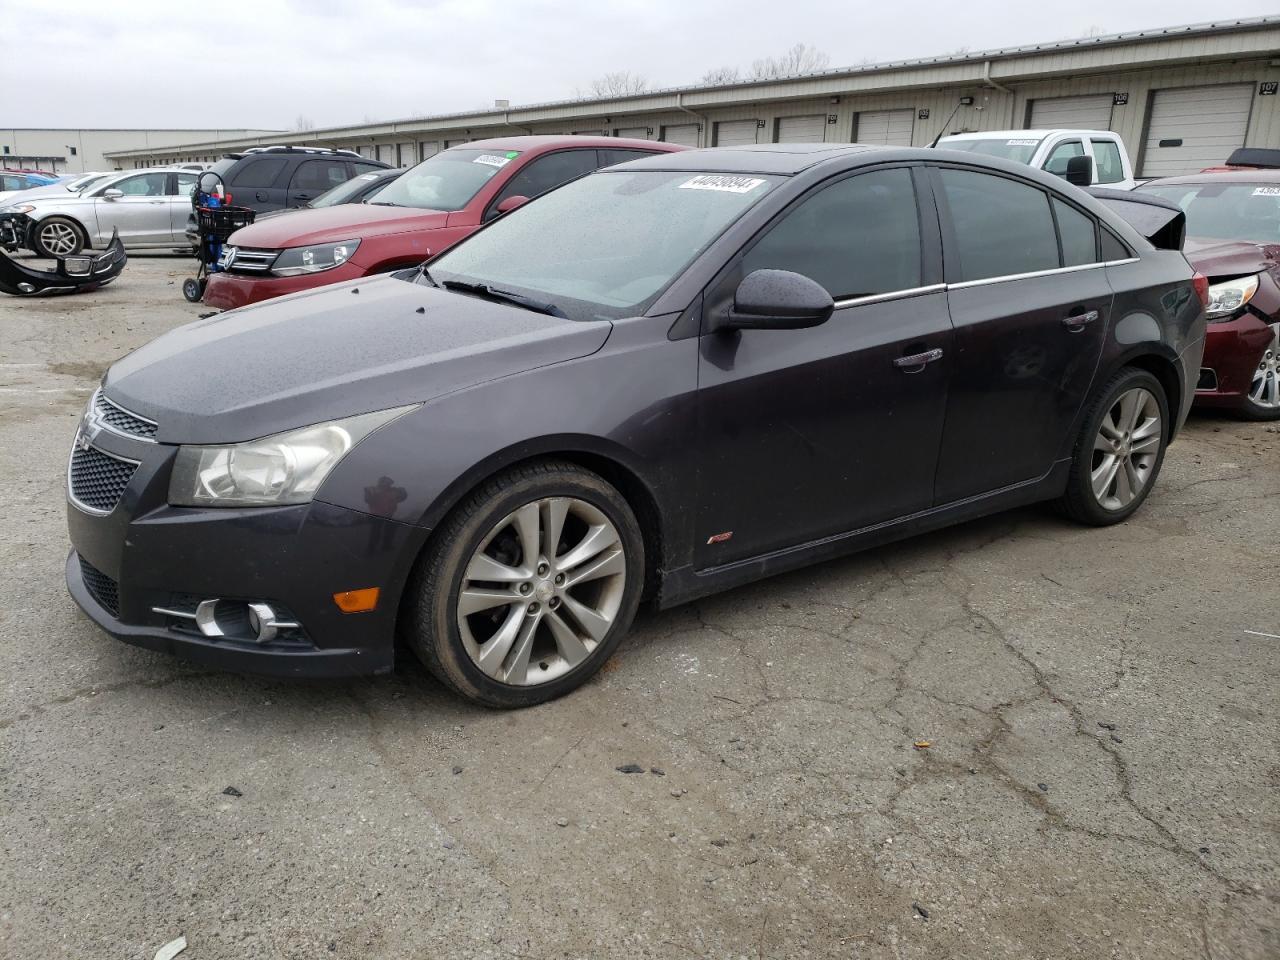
[
  {"left": 454, "top": 134, "right": 685, "bottom": 153},
  {"left": 1141, "top": 169, "right": 1280, "bottom": 186},
  {"left": 941, "top": 129, "right": 1117, "bottom": 139},
  {"left": 618, "top": 143, "right": 883, "bottom": 175}
]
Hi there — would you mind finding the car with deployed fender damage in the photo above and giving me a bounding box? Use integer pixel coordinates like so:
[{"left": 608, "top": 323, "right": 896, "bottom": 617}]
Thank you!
[
  {"left": 65, "top": 144, "right": 1205, "bottom": 707},
  {"left": 1137, "top": 169, "right": 1280, "bottom": 419},
  {"left": 4, "top": 167, "right": 204, "bottom": 256},
  {"left": 201, "top": 136, "right": 685, "bottom": 309}
]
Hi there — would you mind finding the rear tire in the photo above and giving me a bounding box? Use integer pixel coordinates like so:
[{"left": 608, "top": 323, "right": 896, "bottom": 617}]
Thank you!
[
  {"left": 31, "top": 217, "right": 87, "bottom": 258},
  {"left": 404, "top": 460, "right": 645, "bottom": 708},
  {"left": 1059, "top": 367, "right": 1169, "bottom": 526}
]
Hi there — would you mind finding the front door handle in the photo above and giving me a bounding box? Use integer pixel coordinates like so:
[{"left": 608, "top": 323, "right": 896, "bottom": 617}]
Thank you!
[
  {"left": 893, "top": 347, "right": 944, "bottom": 373},
  {"left": 1062, "top": 309, "right": 1099, "bottom": 332}
]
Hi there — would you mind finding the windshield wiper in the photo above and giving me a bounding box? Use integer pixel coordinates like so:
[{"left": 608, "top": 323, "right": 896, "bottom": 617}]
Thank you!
[
  {"left": 441, "top": 279, "right": 568, "bottom": 318},
  {"left": 368, "top": 201, "right": 402, "bottom": 207}
]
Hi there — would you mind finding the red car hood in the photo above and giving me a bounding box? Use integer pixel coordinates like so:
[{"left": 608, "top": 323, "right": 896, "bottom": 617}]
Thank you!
[
  {"left": 1182, "top": 236, "right": 1280, "bottom": 280},
  {"left": 226, "top": 204, "right": 449, "bottom": 249}
]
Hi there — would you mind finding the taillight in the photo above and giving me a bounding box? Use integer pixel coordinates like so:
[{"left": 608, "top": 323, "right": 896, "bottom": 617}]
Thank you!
[{"left": 1192, "top": 272, "right": 1209, "bottom": 309}]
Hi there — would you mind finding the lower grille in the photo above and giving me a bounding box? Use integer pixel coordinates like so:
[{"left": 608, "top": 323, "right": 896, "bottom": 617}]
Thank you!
[
  {"left": 69, "top": 436, "right": 137, "bottom": 513},
  {"left": 78, "top": 556, "right": 120, "bottom": 617}
]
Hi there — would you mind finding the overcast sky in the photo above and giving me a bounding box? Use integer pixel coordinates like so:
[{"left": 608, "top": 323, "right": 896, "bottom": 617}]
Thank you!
[{"left": 5, "top": 1, "right": 1276, "bottom": 131}]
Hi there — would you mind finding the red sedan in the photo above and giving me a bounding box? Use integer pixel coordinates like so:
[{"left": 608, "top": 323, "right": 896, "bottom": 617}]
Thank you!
[
  {"left": 1139, "top": 171, "right": 1280, "bottom": 420},
  {"left": 203, "top": 136, "right": 685, "bottom": 310}
]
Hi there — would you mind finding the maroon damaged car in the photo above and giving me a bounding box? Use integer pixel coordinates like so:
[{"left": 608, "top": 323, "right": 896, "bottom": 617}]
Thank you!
[{"left": 1138, "top": 171, "right": 1280, "bottom": 419}]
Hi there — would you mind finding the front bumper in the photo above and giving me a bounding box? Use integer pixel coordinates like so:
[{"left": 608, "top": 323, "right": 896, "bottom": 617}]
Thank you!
[
  {"left": 1194, "top": 310, "right": 1273, "bottom": 409},
  {"left": 202, "top": 260, "right": 367, "bottom": 309},
  {"left": 65, "top": 428, "right": 428, "bottom": 677}
]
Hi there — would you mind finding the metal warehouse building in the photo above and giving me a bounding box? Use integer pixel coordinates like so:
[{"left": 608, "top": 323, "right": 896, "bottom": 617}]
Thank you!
[{"left": 107, "top": 17, "right": 1280, "bottom": 178}]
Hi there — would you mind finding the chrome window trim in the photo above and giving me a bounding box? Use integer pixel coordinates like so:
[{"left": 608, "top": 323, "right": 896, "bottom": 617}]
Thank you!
[
  {"left": 834, "top": 283, "right": 946, "bottom": 310},
  {"left": 67, "top": 430, "right": 141, "bottom": 517},
  {"left": 93, "top": 389, "right": 158, "bottom": 443}
]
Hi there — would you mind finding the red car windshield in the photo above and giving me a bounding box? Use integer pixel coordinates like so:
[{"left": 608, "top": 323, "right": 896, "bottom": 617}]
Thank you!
[
  {"left": 1139, "top": 181, "right": 1280, "bottom": 245},
  {"left": 367, "top": 149, "right": 522, "bottom": 211}
]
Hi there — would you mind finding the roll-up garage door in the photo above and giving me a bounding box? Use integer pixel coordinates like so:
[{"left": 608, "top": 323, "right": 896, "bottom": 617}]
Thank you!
[
  {"left": 574, "top": 129, "right": 605, "bottom": 136},
  {"left": 1141, "top": 84, "right": 1254, "bottom": 178},
  {"left": 714, "top": 120, "right": 759, "bottom": 147},
  {"left": 395, "top": 142, "right": 415, "bottom": 167},
  {"left": 776, "top": 115, "right": 826, "bottom": 143},
  {"left": 418, "top": 141, "right": 439, "bottom": 161},
  {"left": 856, "top": 110, "right": 914, "bottom": 146},
  {"left": 445, "top": 139, "right": 469, "bottom": 148},
  {"left": 615, "top": 127, "right": 652, "bottom": 139},
  {"left": 1029, "top": 94, "right": 1114, "bottom": 130},
  {"left": 661, "top": 124, "right": 700, "bottom": 147}
]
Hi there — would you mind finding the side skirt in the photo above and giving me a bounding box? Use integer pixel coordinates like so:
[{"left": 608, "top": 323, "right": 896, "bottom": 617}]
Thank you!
[{"left": 656, "top": 460, "right": 1071, "bottom": 610}]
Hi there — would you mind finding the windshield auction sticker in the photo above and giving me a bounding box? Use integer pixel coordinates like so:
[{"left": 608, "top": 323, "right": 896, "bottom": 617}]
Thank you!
[
  {"left": 473, "top": 154, "right": 513, "bottom": 168},
  {"left": 1251, "top": 186, "right": 1280, "bottom": 196},
  {"left": 1006, "top": 139, "right": 1040, "bottom": 146},
  {"left": 678, "top": 175, "right": 766, "bottom": 194}
]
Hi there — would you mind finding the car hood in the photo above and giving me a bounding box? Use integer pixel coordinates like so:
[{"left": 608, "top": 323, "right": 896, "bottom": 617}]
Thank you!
[
  {"left": 102, "top": 275, "right": 611, "bottom": 444},
  {"left": 1183, "top": 236, "right": 1280, "bottom": 279},
  {"left": 226, "top": 204, "right": 449, "bottom": 249}
]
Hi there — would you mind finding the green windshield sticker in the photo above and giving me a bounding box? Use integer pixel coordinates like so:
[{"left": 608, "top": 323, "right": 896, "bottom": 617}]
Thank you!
[{"left": 506, "top": 151, "right": 520, "bottom": 159}]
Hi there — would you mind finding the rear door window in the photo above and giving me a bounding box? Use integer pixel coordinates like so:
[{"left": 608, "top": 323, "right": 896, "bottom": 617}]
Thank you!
[
  {"left": 1052, "top": 197, "right": 1099, "bottom": 266},
  {"left": 938, "top": 168, "right": 1059, "bottom": 281},
  {"left": 741, "top": 167, "right": 922, "bottom": 298},
  {"left": 290, "top": 159, "right": 348, "bottom": 193},
  {"left": 231, "top": 157, "right": 288, "bottom": 188},
  {"left": 599, "top": 149, "right": 656, "bottom": 168},
  {"left": 1091, "top": 139, "right": 1125, "bottom": 184},
  {"left": 173, "top": 172, "right": 199, "bottom": 197},
  {"left": 352, "top": 161, "right": 385, "bottom": 175}
]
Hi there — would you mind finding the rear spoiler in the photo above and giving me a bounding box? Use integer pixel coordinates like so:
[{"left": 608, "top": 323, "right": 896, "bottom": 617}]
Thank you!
[
  {"left": 1086, "top": 187, "right": 1185, "bottom": 251},
  {"left": 1223, "top": 147, "right": 1280, "bottom": 170}
]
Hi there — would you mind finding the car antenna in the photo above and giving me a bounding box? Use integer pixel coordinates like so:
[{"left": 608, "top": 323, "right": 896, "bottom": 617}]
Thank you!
[{"left": 929, "top": 97, "right": 975, "bottom": 148}]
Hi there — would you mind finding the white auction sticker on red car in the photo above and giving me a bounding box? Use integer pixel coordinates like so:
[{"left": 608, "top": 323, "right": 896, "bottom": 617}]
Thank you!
[
  {"left": 472, "top": 154, "right": 513, "bottom": 168},
  {"left": 678, "top": 175, "right": 767, "bottom": 194}
]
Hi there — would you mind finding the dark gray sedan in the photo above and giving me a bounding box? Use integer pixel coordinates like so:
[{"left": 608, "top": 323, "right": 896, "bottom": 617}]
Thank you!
[{"left": 66, "top": 145, "right": 1206, "bottom": 707}]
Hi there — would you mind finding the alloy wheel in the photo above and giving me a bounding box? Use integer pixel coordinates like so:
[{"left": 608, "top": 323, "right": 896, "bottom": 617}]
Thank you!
[
  {"left": 1090, "top": 386, "right": 1162, "bottom": 511},
  {"left": 38, "top": 221, "right": 79, "bottom": 256},
  {"left": 1249, "top": 323, "right": 1280, "bottom": 411},
  {"left": 456, "top": 496, "right": 627, "bottom": 686}
]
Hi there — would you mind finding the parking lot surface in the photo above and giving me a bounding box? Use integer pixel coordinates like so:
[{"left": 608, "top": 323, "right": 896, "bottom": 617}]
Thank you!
[{"left": 1, "top": 256, "right": 1277, "bottom": 959}]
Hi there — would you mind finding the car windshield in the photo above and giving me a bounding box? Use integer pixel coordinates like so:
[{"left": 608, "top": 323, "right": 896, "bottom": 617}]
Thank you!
[
  {"left": 367, "top": 149, "right": 522, "bottom": 211},
  {"left": 310, "top": 173, "right": 389, "bottom": 208},
  {"left": 1138, "top": 181, "right": 1280, "bottom": 245},
  {"left": 942, "top": 137, "right": 1045, "bottom": 164},
  {"left": 425, "top": 169, "right": 781, "bottom": 321}
]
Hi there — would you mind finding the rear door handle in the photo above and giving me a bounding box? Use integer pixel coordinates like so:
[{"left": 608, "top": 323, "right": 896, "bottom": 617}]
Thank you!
[
  {"left": 893, "top": 347, "right": 944, "bottom": 372},
  {"left": 1062, "top": 309, "right": 1099, "bottom": 332}
]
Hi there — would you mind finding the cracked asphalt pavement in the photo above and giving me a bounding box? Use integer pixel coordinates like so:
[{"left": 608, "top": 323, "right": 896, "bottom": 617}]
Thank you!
[{"left": 1, "top": 257, "right": 1277, "bottom": 959}]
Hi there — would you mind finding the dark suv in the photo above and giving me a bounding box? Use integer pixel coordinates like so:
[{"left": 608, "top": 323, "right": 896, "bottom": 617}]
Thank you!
[{"left": 206, "top": 146, "right": 391, "bottom": 213}]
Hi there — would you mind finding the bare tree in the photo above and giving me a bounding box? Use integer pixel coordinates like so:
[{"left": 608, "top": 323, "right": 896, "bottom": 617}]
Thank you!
[
  {"left": 294, "top": 115, "right": 316, "bottom": 132},
  {"left": 749, "top": 43, "right": 830, "bottom": 80},
  {"left": 700, "top": 65, "right": 741, "bottom": 85},
  {"left": 1083, "top": 24, "right": 1106, "bottom": 38},
  {"left": 586, "top": 71, "right": 650, "bottom": 98}
]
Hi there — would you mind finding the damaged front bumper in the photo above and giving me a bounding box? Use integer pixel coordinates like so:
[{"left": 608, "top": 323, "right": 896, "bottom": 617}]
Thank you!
[{"left": 0, "top": 227, "right": 126, "bottom": 295}]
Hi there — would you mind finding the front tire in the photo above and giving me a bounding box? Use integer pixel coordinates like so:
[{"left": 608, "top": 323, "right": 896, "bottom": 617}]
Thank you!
[
  {"left": 1239, "top": 322, "right": 1280, "bottom": 421},
  {"left": 1059, "top": 367, "right": 1169, "bottom": 526},
  {"left": 405, "top": 461, "right": 645, "bottom": 708},
  {"left": 31, "top": 217, "right": 87, "bottom": 258}
]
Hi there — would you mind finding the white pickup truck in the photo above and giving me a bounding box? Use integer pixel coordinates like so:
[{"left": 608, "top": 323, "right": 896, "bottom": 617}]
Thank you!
[{"left": 937, "top": 130, "right": 1137, "bottom": 190}]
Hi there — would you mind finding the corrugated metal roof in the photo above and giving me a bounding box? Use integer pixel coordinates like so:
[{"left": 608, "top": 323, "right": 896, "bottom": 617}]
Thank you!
[{"left": 106, "top": 15, "right": 1280, "bottom": 157}]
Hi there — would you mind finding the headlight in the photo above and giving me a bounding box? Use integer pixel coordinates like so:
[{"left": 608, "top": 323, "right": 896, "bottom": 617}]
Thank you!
[
  {"left": 168, "top": 405, "right": 416, "bottom": 507},
  {"left": 270, "top": 239, "right": 360, "bottom": 277},
  {"left": 3, "top": 203, "right": 35, "bottom": 214},
  {"left": 1205, "top": 274, "right": 1259, "bottom": 321}
]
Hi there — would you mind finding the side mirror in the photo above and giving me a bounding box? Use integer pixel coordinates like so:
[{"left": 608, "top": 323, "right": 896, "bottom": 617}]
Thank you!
[
  {"left": 101, "top": 188, "right": 124, "bottom": 200},
  {"left": 1063, "top": 155, "right": 1093, "bottom": 186},
  {"left": 495, "top": 195, "right": 529, "bottom": 214},
  {"left": 717, "top": 269, "right": 834, "bottom": 332}
]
